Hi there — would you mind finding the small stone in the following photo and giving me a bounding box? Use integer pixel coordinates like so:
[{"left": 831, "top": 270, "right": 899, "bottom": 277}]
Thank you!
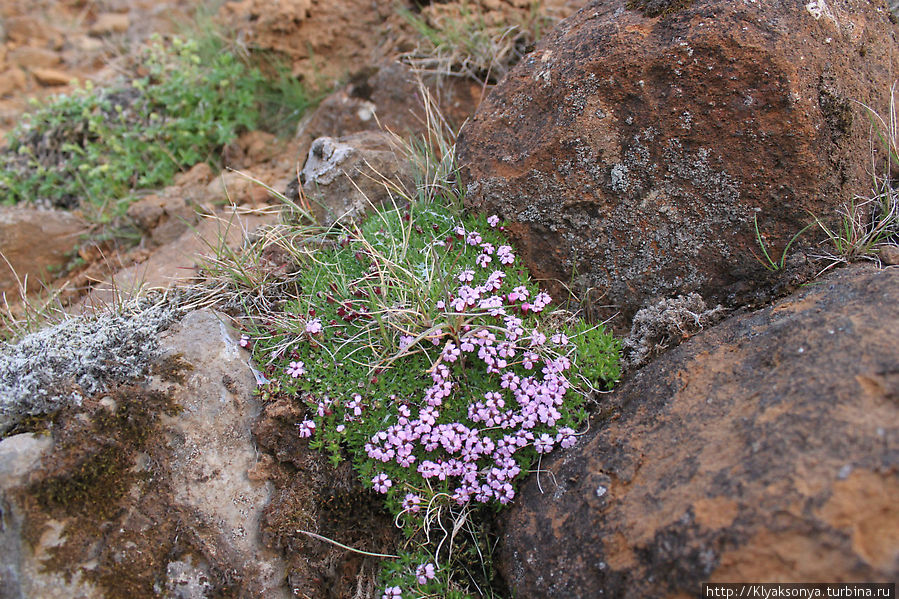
[
  {"left": 127, "top": 194, "right": 166, "bottom": 232},
  {"left": 32, "top": 67, "right": 72, "bottom": 86},
  {"left": 0, "top": 68, "right": 26, "bottom": 97},
  {"left": 5, "top": 17, "right": 44, "bottom": 44},
  {"left": 98, "top": 396, "right": 117, "bottom": 412},
  {"left": 89, "top": 13, "right": 131, "bottom": 36},
  {"left": 296, "top": 131, "right": 411, "bottom": 226},
  {"left": 70, "top": 35, "right": 105, "bottom": 53},
  {"left": 0, "top": 206, "right": 86, "bottom": 294},
  {"left": 878, "top": 245, "right": 899, "bottom": 266},
  {"left": 9, "top": 46, "right": 61, "bottom": 69},
  {"left": 173, "top": 162, "right": 214, "bottom": 188}
]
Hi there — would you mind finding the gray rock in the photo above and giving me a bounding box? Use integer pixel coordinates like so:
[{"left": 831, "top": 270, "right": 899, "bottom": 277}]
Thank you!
[
  {"left": 296, "top": 131, "right": 412, "bottom": 226},
  {"left": 154, "top": 309, "right": 290, "bottom": 599},
  {"left": 0, "top": 433, "right": 52, "bottom": 488},
  {"left": 0, "top": 309, "right": 290, "bottom": 598}
]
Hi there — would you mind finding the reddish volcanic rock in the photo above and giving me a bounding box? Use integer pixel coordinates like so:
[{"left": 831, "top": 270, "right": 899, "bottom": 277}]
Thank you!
[
  {"left": 498, "top": 266, "right": 899, "bottom": 597},
  {"left": 457, "top": 0, "right": 899, "bottom": 323}
]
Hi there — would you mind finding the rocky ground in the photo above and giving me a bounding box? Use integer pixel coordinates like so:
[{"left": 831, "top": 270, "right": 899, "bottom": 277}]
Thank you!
[
  {"left": 1, "top": 0, "right": 898, "bottom": 598},
  {"left": 0, "top": 0, "right": 586, "bottom": 315}
]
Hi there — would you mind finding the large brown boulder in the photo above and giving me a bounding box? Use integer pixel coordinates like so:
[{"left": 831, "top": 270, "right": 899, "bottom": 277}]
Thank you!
[
  {"left": 457, "top": 0, "right": 899, "bottom": 323},
  {"left": 498, "top": 266, "right": 899, "bottom": 597}
]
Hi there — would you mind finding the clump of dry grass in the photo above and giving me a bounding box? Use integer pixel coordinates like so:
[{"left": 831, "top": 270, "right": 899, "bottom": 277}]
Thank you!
[
  {"left": 397, "top": 1, "right": 558, "bottom": 84},
  {"left": 811, "top": 83, "right": 899, "bottom": 271}
]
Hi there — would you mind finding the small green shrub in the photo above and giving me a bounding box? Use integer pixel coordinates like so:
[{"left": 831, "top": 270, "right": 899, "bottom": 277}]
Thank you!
[
  {"left": 194, "top": 87, "right": 620, "bottom": 595},
  {"left": 0, "top": 35, "right": 313, "bottom": 221},
  {"left": 234, "top": 177, "right": 619, "bottom": 596}
]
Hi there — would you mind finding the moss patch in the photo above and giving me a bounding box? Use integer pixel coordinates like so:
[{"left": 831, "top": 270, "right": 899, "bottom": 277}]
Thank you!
[
  {"left": 15, "top": 380, "right": 241, "bottom": 598},
  {"left": 28, "top": 386, "right": 177, "bottom": 520},
  {"left": 150, "top": 352, "right": 194, "bottom": 385}
]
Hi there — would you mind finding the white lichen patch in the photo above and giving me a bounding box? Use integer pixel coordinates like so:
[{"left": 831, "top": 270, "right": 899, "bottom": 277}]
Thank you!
[
  {"left": 0, "top": 299, "right": 180, "bottom": 435},
  {"left": 805, "top": 0, "right": 838, "bottom": 26}
]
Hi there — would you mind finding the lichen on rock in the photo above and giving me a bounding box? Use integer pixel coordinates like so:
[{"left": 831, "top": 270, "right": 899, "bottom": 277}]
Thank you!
[{"left": 0, "top": 298, "right": 181, "bottom": 436}]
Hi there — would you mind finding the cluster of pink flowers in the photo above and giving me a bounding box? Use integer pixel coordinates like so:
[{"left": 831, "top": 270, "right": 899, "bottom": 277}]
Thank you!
[
  {"left": 380, "top": 562, "right": 436, "bottom": 598},
  {"left": 263, "top": 214, "right": 593, "bottom": 599},
  {"left": 363, "top": 272, "right": 579, "bottom": 507}
]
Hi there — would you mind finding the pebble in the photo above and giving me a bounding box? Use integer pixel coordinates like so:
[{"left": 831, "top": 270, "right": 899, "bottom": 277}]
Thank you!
[
  {"left": 0, "top": 68, "right": 27, "bottom": 97},
  {"left": 89, "top": 13, "right": 131, "bottom": 36},
  {"left": 32, "top": 67, "right": 72, "bottom": 86},
  {"left": 879, "top": 245, "right": 899, "bottom": 266}
]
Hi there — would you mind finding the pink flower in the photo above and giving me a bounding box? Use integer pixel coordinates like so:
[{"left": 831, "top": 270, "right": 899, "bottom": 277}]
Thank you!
[
  {"left": 442, "top": 341, "right": 461, "bottom": 363},
  {"left": 485, "top": 270, "right": 505, "bottom": 291},
  {"left": 298, "top": 420, "right": 315, "bottom": 438},
  {"left": 286, "top": 361, "right": 305, "bottom": 378},
  {"left": 476, "top": 253, "right": 492, "bottom": 268},
  {"left": 466, "top": 231, "right": 482, "bottom": 246},
  {"left": 497, "top": 245, "right": 515, "bottom": 265},
  {"left": 305, "top": 318, "right": 323, "bottom": 335},
  {"left": 458, "top": 269, "right": 475, "bottom": 283},
  {"left": 399, "top": 335, "right": 414, "bottom": 351},
  {"left": 458, "top": 285, "right": 480, "bottom": 306},
  {"left": 372, "top": 473, "right": 392, "bottom": 494},
  {"left": 508, "top": 285, "right": 529, "bottom": 302},
  {"left": 402, "top": 493, "right": 422, "bottom": 513},
  {"left": 556, "top": 427, "right": 577, "bottom": 449},
  {"left": 529, "top": 331, "right": 547, "bottom": 347},
  {"left": 535, "top": 433, "right": 555, "bottom": 454},
  {"left": 382, "top": 586, "right": 402, "bottom": 599},
  {"left": 487, "top": 214, "right": 500, "bottom": 228},
  {"left": 239, "top": 334, "right": 250, "bottom": 348},
  {"left": 551, "top": 332, "right": 569, "bottom": 345},
  {"left": 416, "top": 563, "right": 436, "bottom": 585},
  {"left": 532, "top": 291, "right": 552, "bottom": 312},
  {"left": 480, "top": 242, "right": 495, "bottom": 255}
]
